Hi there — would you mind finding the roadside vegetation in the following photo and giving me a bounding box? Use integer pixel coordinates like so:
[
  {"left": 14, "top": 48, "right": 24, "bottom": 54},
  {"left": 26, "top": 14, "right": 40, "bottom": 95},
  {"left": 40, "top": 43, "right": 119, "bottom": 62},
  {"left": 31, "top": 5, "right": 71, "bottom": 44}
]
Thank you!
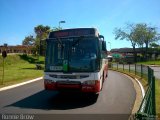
[
  {"left": 114, "top": 23, "right": 160, "bottom": 63},
  {"left": 137, "top": 60, "right": 160, "bottom": 65},
  {"left": 155, "top": 80, "right": 160, "bottom": 114},
  {"left": 0, "top": 54, "right": 44, "bottom": 88},
  {"left": 113, "top": 22, "right": 160, "bottom": 115}
]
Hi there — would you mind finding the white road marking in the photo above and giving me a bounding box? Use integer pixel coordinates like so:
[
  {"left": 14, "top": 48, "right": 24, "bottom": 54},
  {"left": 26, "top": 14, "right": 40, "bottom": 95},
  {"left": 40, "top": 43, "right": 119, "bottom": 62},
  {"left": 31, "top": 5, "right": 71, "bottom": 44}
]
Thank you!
[
  {"left": 135, "top": 78, "right": 145, "bottom": 98},
  {"left": 123, "top": 74, "right": 145, "bottom": 98},
  {"left": 0, "top": 77, "right": 43, "bottom": 92}
]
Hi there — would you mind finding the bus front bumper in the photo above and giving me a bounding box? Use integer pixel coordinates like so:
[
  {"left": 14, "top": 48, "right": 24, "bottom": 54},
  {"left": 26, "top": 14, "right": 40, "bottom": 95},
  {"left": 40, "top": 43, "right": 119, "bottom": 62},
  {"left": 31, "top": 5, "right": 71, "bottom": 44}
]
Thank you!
[{"left": 44, "top": 80, "right": 100, "bottom": 93}]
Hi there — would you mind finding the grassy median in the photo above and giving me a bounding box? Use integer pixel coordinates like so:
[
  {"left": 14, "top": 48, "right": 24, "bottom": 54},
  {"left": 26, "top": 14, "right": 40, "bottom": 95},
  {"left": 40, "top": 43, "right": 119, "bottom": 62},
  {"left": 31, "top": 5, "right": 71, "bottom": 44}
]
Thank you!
[
  {"left": 155, "top": 80, "right": 160, "bottom": 114},
  {"left": 137, "top": 60, "right": 160, "bottom": 65},
  {"left": 0, "top": 54, "right": 44, "bottom": 88}
]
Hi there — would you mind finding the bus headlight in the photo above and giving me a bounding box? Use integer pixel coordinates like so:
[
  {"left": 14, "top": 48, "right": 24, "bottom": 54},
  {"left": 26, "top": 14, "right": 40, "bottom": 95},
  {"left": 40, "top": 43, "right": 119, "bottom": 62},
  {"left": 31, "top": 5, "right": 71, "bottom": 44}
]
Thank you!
[
  {"left": 44, "top": 79, "right": 55, "bottom": 84},
  {"left": 83, "top": 80, "right": 96, "bottom": 85}
]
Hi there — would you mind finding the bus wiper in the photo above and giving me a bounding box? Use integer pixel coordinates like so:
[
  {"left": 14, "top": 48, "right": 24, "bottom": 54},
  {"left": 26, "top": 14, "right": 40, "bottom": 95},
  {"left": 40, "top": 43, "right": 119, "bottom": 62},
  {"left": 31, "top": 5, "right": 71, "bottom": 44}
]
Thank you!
[
  {"left": 72, "top": 36, "right": 84, "bottom": 47},
  {"left": 56, "top": 37, "right": 63, "bottom": 47}
]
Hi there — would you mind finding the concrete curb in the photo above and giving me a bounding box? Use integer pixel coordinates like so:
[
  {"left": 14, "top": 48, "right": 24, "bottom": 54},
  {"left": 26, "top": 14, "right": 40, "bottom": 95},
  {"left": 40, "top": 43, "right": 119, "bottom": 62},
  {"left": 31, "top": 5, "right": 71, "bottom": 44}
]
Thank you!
[{"left": 0, "top": 77, "right": 43, "bottom": 92}]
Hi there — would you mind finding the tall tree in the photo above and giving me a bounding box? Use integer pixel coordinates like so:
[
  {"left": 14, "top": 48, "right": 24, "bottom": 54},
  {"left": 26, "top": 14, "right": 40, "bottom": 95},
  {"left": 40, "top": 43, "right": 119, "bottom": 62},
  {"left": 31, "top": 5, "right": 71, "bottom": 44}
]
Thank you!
[
  {"left": 114, "top": 23, "right": 160, "bottom": 62},
  {"left": 34, "top": 25, "right": 51, "bottom": 40},
  {"left": 22, "top": 35, "right": 35, "bottom": 46},
  {"left": 133, "top": 23, "right": 160, "bottom": 60},
  {"left": 114, "top": 23, "right": 138, "bottom": 62},
  {"left": 133, "top": 23, "right": 147, "bottom": 59},
  {"left": 34, "top": 25, "right": 51, "bottom": 56},
  {"left": 150, "top": 43, "right": 159, "bottom": 48},
  {"left": 22, "top": 35, "right": 35, "bottom": 54}
]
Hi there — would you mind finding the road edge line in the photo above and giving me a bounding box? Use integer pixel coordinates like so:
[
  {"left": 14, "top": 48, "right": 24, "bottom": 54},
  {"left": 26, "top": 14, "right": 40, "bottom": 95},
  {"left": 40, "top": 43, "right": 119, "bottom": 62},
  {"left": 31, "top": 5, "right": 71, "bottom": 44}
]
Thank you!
[
  {"left": 110, "top": 69, "right": 145, "bottom": 98},
  {"left": 0, "top": 77, "right": 43, "bottom": 92},
  {"left": 134, "top": 78, "right": 145, "bottom": 98},
  {"left": 110, "top": 69, "right": 146, "bottom": 116},
  {"left": 120, "top": 72, "right": 145, "bottom": 115}
]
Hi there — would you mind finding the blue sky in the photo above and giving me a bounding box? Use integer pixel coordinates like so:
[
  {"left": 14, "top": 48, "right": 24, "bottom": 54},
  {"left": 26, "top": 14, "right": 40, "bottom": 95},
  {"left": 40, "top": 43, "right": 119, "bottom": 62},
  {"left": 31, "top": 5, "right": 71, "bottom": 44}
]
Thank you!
[{"left": 0, "top": 0, "right": 160, "bottom": 50}]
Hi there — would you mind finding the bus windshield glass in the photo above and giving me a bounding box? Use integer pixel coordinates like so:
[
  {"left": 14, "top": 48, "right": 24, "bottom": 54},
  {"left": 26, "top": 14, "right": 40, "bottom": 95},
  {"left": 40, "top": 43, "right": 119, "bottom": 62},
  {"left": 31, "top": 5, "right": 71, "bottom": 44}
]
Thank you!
[{"left": 45, "top": 37, "right": 99, "bottom": 72}]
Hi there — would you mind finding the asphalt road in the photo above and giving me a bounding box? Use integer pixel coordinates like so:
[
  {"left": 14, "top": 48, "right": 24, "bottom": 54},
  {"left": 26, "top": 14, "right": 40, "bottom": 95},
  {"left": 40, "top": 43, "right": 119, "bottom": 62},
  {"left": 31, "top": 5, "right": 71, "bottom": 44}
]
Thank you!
[
  {"left": 150, "top": 66, "right": 160, "bottom": 79},
  {"left": 0, "top": 70, "right": 136, "bottom": 120}
]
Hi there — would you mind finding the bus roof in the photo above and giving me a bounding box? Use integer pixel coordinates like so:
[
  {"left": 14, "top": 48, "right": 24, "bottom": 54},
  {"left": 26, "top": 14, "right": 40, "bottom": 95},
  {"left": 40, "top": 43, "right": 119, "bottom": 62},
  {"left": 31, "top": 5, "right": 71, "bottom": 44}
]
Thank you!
[{"left": 48, "top": 28, "right": 99, "bottom": 38}]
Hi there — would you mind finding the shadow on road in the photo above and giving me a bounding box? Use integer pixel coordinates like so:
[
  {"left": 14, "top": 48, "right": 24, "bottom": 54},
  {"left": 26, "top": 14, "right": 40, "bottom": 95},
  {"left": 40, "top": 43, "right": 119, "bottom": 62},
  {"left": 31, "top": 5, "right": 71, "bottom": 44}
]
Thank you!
[{"left": 6, "top": 90, "right": 98, "bottom": 110}]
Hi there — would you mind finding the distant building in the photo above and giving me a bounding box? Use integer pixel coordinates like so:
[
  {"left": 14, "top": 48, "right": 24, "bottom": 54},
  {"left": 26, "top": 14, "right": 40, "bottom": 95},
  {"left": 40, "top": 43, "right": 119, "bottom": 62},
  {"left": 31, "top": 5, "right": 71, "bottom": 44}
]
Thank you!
[
  {"left": 0, "top": 45, "right": 34, "bottom": 54},
  {"left": 110, "top": 47, "right": 160, "bottom": 61},
  {"left": 111, "top": 47, "right": 159, "bottom": 54},
  {"left": 111, "top": 48, "right": 144, "bottom": 54}
]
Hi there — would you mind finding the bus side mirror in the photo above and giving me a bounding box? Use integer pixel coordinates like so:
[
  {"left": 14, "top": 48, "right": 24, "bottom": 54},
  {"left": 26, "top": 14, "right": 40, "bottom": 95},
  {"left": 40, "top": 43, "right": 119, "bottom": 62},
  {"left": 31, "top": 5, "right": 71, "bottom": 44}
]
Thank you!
[{"left": 102, "top": 41, "right": 106, "bottom": 51}]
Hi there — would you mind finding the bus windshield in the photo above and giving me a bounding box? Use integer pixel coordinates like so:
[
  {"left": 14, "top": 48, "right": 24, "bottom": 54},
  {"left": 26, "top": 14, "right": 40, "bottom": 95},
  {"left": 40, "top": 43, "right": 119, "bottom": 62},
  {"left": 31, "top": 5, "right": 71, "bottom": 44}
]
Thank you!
[{"left": 45, "top": 37, "right": 100, "bottom": 72}]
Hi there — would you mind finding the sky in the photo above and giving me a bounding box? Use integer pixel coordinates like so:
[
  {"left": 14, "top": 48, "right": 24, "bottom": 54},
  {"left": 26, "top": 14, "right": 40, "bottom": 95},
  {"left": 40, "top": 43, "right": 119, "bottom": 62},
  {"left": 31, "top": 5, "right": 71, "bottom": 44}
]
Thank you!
[{"left": 0, "top": 0, "right": 160, "bottom": 50}]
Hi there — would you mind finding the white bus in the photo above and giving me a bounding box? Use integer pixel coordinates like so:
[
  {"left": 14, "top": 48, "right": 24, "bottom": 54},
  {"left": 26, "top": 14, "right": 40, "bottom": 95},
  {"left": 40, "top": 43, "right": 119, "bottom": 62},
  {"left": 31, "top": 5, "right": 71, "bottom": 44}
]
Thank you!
[{"left": 44, "top": 28, "right": 108, "bottom": 94}]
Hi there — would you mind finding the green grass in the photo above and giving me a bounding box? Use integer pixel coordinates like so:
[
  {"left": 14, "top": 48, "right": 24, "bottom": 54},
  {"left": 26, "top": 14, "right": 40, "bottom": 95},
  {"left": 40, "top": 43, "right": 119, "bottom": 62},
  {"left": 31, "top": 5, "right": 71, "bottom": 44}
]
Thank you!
[
  {"left": 137, "top": 60, "right": 160, "bottom": 65},
  {"left": 0, "top": 54, "right": 44, "bottom": 87},
  {"left": 155, "top": 80, "right": 160, "bottom": 114}
]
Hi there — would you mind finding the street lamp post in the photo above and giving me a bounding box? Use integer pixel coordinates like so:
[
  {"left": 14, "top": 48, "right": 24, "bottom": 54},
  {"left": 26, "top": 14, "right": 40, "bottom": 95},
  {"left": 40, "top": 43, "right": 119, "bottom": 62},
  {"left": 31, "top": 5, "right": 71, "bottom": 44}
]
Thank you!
[{"left": 59, "top": 21, "right": 66, "bottom": 29}]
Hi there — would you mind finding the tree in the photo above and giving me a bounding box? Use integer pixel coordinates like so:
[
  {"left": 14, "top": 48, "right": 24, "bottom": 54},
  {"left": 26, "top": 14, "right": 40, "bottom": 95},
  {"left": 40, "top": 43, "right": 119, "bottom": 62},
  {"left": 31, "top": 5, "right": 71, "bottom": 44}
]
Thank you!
[
  {"left": 133, "top": 23, "right": 160, "bottom": 60},
  {"left": 22, "top": 25, "right": 60, "bottom": 56},
  {"left": 114, "top": 23, "right": 138, "bottom": 62},
  {"left": 22, "top": 35, "right": 35, "bottom": 54},
  {"left": 133, "top": 23, "right": 147, "bottom": 60},
  {"left": 34, "top": 25, "right": 51, "bottom": 40},
  {"left": 150, "top": 43, "right": 159, "bottom": 48},
  {"left": 34, "top": 25, "right": 51, "bottom": 56},
  {"left": 22, "top": 35, "right": 35, "bottom": 46},
  {"left": 114, "top": 23, "right": 160, "bottom": 62}
]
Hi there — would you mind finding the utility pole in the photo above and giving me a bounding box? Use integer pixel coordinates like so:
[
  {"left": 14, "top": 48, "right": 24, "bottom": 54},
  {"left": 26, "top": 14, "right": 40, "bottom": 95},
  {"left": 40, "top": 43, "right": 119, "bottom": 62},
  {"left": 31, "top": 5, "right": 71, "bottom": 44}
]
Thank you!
[{"left": 1, "top": 51, "right": 7, "bottom": 85}]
